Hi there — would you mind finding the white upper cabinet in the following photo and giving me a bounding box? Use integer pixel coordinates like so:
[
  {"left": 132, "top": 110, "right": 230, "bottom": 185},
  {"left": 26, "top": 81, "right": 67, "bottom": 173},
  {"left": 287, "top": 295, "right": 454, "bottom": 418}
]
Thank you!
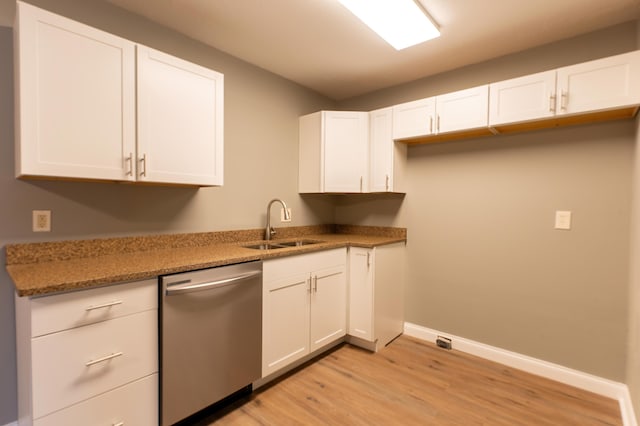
[
  {"left": 556, "top": 50, "right": 640, "bottom": 115},
  {"left": 14, "top": 1, "right": 136, "bottom": 181},
  {"left": 435, "top": 85, "right": 489, "bottom": 134},
  {"left": 392, "top": 98, "right": 435, "bottom": 140},
  {"left": 299, "top": 111, "right": 369, "bottom": 193},
  {"left": 489, "top": 51, "right": 640, "bottom": 128},
  {"left": 489, "top": 71, "right": 557, "bottom": 126},
  {"left": 369, "top": 108, "right": 405, "bottom": 193},
  {"left": 14, "top": 2, "right": 224, "bottom": 186},
  {"left": 392, "top": 86, "right": 489, "bottom": 141},
  {"left": 137, "top": 46, "right": 224, "bottom": 186}
]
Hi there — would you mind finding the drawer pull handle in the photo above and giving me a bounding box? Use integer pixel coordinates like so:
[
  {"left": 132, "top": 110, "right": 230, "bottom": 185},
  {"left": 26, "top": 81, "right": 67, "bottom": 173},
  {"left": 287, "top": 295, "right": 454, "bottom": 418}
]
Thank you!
[
  {"left": 113, "top": 423, "right": 124, "bottom": 426},
  {"left": 85, "top": 351, "right": 123, "bottom": 367},
  {"left": 85, "top": 300, "right": 123, "bottom": 311}
]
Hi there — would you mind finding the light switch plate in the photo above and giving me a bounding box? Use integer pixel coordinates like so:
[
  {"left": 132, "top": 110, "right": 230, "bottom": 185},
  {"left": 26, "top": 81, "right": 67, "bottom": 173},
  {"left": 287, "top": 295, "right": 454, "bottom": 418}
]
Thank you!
[{"left": 555, "top": 210, "right": 571, "bottom": 230}]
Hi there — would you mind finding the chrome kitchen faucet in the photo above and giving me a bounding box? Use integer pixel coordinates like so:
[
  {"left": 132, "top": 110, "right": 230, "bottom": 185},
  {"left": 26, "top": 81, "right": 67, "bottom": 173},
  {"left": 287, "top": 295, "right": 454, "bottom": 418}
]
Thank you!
[{"left": 265, "top": 198, "right": 290, "bottom": 240}]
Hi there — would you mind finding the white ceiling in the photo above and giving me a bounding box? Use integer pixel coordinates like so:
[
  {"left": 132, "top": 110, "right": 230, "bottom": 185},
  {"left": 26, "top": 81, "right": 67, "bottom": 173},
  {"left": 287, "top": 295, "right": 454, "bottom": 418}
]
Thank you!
[{"left": 33, "top": 1, "right": 640, "bottom": 100}]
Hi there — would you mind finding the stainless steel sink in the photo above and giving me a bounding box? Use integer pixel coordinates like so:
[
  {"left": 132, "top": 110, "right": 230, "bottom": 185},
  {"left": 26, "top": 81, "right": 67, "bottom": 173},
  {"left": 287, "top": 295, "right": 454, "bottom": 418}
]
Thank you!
[
  {"left": 242, "top": 240, "right": 322, "bottom": 250},
  {"left": 242, "top": 243, "right": 287, "bottom": 250},
  {"left": 276, "top": 239, "right": 322, "bottom": 247}
]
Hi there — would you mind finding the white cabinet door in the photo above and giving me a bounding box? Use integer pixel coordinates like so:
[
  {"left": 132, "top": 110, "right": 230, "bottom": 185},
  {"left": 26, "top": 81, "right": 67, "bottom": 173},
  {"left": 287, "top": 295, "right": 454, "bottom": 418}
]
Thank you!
[
  {"left": 262, "top": 272, "right": 311, "bottom": 377},
  {"left": 392, "top": 97, "right": 435, "bottom": 140},
  {"left": 436, "top": 85, "right": 489, "bottom": 133},
  {"left": 299, "top": 111, "right": 368, "bottom": 193},
  {"left": 489, "top": 71, "right": 557, "bottom": 126},
  {"left": 137, "top": 45, "right": 224, "bottom": 186},
  {"left": 557, "top": 50, "right": 640, "bottom": 115},
  {"left": 370, "top": 108, "right": 392, "bottom": 192},
  {"left": 369, "top": 108, "right": 405, "bottom": 193},
  {"left": 323, "top": 111, "right": 369, "bottom": 192},
  {"left": 348, "top": 247, "right": 374, "bottom": 341},
  {"left": 15, "top": 1, "right": 136, "bottom": 181},
  {"left": 309, "top": 264, "right": 347, "bottom": 352}
]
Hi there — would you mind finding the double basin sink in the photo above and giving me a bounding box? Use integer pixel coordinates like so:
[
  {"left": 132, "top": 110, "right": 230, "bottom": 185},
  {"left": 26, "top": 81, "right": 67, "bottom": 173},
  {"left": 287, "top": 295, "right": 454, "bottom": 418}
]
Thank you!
[{"left": 243, "top": 239, "right": 322, "bottom": 251}]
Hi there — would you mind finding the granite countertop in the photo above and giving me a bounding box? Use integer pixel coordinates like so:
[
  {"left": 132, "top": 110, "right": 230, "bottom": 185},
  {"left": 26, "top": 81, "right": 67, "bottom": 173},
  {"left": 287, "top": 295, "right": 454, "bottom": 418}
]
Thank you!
[{"left": 6, "top": 225, "right": 406, "bottom": 297}]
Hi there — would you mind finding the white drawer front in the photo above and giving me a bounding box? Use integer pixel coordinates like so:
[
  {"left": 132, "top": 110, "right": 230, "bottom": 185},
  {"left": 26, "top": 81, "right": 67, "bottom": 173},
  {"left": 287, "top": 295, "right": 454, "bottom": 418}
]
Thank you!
[
  {"left": 34, "top": 373, "right": 158, "bottom": 426},
  {"left": 31, "top": 309, "right": 158, "bottom": 419},
  {"left": 31, "top": 278, "right": 157, "bottom": 337}
]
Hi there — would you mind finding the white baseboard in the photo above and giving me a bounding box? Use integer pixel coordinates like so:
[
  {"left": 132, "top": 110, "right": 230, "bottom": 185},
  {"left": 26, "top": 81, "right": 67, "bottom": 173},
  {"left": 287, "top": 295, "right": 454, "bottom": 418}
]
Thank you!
[{"left": 404, "top": 322, "right": 637, "bottom": 426}]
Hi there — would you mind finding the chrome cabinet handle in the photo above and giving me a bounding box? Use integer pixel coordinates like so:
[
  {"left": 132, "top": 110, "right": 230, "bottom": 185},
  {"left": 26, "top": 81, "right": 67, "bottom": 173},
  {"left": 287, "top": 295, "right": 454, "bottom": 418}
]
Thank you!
[
  {"left": 560, "top": 91, "right": 568, "bottom": 111},
  {"left": 85, "top": 351, "right": 123, "bottom": 367},
  {"left": 307, "top": 277, "right": 312, "bottom": 293},
  {"left": 385, "top": 174, "right": 390, "bottom": 191},
  {"left": 549, "top": 94, "right": 556, "bottom": 113},
  {"left": 85, "top": 300, "right": 122, "bottom": 311},
  {"left": 429, "top": 116, "right": 433, "bottom": 134},
  {"left": 436, "top": 115, "right": 441, "bottom": 133},
  {"left": 125, "top": 153, "right": 133, "bottom": 176},
  {"left": 139, "top": 154, "right": 147, "bottom": 177},
  {"left": 367, "top": 252, "right": 371, "bottom": 268},
  {"left": 113, "top": 422, "right": 124, "bottom": 426},
  {"left": 313, "top": 276, "right": 318, "bottom": 293}
]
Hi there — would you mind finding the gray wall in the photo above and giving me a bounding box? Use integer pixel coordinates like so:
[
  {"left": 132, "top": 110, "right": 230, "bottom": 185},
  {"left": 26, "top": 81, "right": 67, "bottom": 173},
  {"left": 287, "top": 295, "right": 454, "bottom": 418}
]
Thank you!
[
  {"left": 335, "top": 23, "right": 639, "bottom": 382},
  {"left": 0, "top": 1, "right": 336, "bottom": 423}
]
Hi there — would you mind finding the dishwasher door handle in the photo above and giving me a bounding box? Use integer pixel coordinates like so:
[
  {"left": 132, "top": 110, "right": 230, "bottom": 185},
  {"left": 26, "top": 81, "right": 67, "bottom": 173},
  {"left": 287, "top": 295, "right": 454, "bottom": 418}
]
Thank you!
[{"left": 165, "top": 270, "right": 262, "bottom": 296}]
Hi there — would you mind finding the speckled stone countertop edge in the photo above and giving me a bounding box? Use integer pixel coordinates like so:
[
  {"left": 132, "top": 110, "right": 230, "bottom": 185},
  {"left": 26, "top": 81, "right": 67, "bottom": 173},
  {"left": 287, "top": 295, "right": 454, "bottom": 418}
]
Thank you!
[{"left": 6, "top": 225, "right": 406, "bottom": 297}]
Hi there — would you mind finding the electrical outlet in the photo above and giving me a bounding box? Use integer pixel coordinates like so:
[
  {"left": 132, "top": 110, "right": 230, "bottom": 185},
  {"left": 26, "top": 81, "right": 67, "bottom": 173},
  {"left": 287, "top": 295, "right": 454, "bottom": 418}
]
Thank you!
[
  {"left": 33, "top": 210, "right": 51, "bottom": 232},
  {"left": 555, "top": 210, "right": 572, "bottom": 230},
  {"left": 436, "top": 336, "right": 452, "bottom": 350},
  {"left": 281, "top": 207, "right": 292, "bottom": 222}
]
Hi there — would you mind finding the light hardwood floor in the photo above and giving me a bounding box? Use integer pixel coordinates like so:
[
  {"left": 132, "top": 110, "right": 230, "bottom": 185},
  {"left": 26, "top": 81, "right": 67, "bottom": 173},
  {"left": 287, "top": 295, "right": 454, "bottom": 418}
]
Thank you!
[{"left": 193, "top": 336, "right": 622, "bottom": 425}]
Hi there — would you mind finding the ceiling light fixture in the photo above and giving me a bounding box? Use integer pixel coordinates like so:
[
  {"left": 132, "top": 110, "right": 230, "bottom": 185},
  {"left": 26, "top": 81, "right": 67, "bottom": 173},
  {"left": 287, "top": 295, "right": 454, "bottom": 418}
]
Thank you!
[{"left": 338, "top": 0, "right": 440, "bottom": 50}]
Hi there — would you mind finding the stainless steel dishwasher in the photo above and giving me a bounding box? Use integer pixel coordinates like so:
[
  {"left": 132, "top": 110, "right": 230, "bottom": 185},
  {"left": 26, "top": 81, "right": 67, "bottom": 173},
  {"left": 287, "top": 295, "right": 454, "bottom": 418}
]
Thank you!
[{"left": 160, "top": 261, "right": 262, "bottom": 426}]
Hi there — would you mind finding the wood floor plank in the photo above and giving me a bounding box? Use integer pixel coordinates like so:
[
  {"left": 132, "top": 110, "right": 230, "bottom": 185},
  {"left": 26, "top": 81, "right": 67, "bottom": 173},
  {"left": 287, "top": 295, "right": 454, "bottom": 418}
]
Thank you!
[{"left": 193, "top": 336, "right": 622, "bottom": 425}]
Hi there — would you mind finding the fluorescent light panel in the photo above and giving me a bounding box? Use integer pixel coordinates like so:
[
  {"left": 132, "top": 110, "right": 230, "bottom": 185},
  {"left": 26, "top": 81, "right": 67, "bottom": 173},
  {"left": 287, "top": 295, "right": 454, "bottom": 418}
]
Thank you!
[{"left": 338, "top": 0, "right": 440, "bottom": 50}]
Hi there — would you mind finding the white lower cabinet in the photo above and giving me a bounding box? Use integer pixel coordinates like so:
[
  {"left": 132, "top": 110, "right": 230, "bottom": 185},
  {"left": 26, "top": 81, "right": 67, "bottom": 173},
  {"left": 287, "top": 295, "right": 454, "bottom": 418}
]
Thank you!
[
  {"left": 15, "top": 279, "right": 158, "bottom": 426},
  {"left": 262, "top": 248, "right": 347, "bottom": 377},
  {"left": 348, "top": 243, "right": 405, "bottom": 351}
]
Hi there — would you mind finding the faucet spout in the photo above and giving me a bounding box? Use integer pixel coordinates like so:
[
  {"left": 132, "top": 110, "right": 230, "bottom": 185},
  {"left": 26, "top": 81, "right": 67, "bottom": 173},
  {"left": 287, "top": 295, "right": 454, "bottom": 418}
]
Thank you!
[{"left": 265, "top": 198, "right": 290, "bottom": 240}]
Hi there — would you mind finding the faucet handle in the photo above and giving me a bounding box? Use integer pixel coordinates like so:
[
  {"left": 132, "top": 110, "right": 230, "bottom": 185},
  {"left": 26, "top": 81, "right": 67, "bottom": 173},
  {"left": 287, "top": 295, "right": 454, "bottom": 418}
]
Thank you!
[{"left": 269, "top": 227, "right": 276, "bottom": 237}]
